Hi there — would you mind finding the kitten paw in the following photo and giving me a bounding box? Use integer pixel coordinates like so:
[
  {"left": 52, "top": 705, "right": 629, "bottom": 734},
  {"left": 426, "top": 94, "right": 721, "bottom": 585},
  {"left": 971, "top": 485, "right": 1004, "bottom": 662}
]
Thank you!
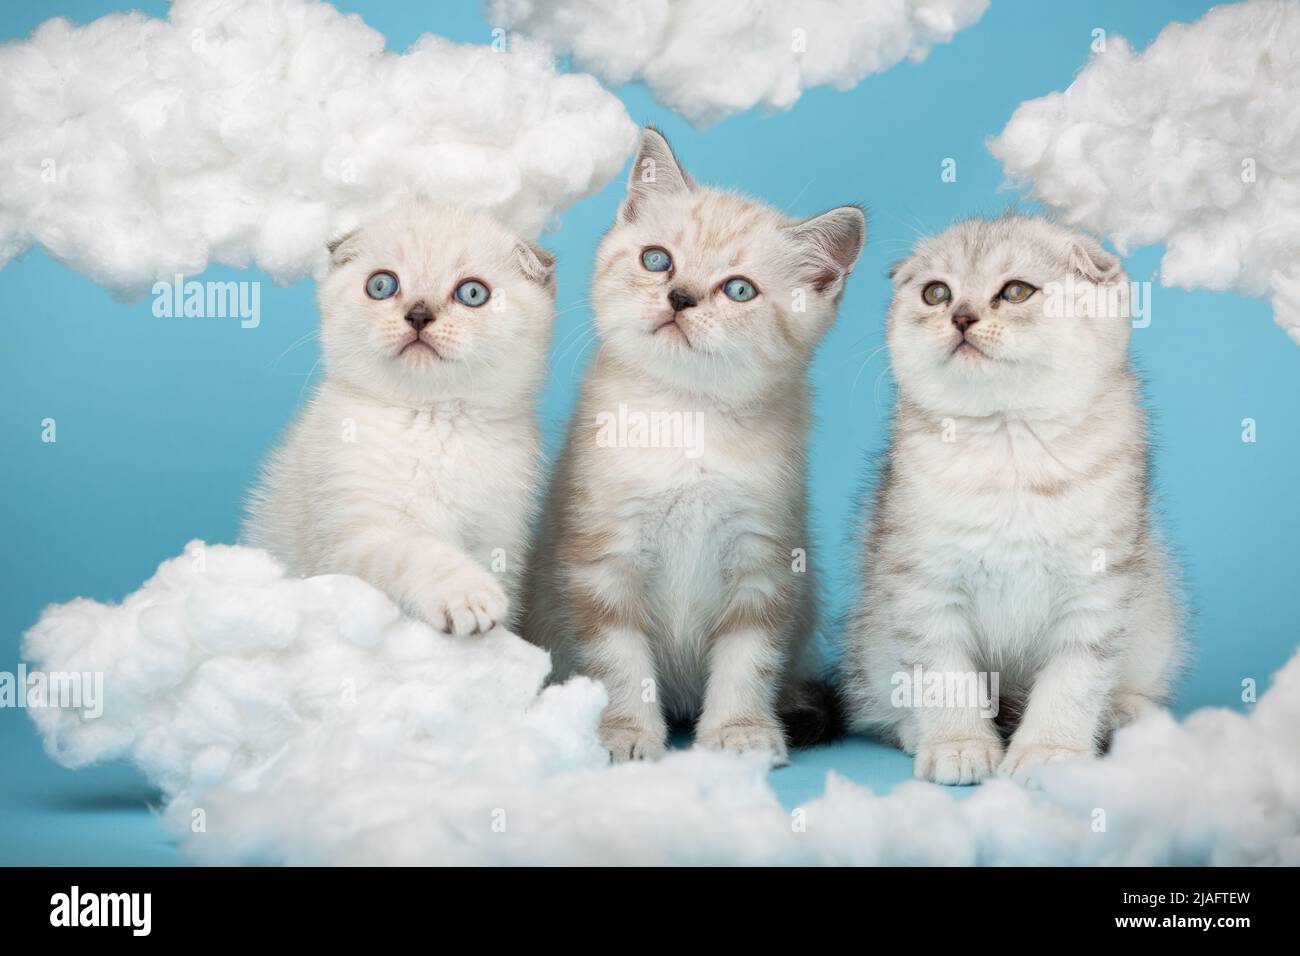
[
  {"left": 695, "top": 720, "right": 789, "bottom": 766},
  {"left": 600, "top": 720, "right": 667, "bottom": 762},
  {"left": 914, "top": 737, "right": 1003, "bottom": 785},
  {"left": 999, "top": 742, "right": 1091, "bottom": 784},
  {"left": 426, "top": 566, "right": 508, "bottom": 636},
  {"left": 1110, "top": 691, "right": 1157, "bottom": 730}
]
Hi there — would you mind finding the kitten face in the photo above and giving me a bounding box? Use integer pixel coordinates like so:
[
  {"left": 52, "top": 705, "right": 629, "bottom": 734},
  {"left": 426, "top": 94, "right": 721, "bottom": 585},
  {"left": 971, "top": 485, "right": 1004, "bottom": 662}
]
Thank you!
[
  {"left": 318, "top": 202, "right": 555, "bottom": 407},
  {"left": 888, "top": 216, "right": 1131, "bottom": 418},
  {"left": 593, "top": 129, "right": 864, "bottom": 402}
]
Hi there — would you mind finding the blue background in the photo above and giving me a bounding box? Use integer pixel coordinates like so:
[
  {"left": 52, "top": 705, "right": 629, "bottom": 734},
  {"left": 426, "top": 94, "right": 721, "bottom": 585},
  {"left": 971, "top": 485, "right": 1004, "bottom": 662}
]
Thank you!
[{"left": 1, "top": 0, "right": 1295, "bottom": 865}]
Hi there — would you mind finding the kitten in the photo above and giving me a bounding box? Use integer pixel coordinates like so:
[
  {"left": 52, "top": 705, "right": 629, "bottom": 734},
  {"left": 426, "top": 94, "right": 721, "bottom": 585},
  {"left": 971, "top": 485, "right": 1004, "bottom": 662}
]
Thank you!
[
  {"left": 524, "top": 128, "right": 864, "bottom": 763},
  {"left": 842, "top": 215, "right": 1182, "bottom": 784},
  {"left": 245, "top": 202, "right": 555, "bottom": 635}
]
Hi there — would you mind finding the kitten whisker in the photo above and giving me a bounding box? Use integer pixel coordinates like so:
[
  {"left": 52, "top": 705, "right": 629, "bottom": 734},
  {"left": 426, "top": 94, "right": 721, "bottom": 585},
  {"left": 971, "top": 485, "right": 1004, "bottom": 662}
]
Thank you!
[
  {"left": 850, "top": 343, "right": 891, "bottom": 403},
  {"left": 552, "top": 319, "right": 597, "bottom": 356},
  {"left": 552, "top": 298, "right": 595, "bottom": 319},
  {"left": 555, "top": 327, "right": 598, "bottom": 364},
  {"left": 269, "top": 329, "right": 320, "bottom": 368},
  {"left": 566, "top": 333, "right": 600, "bottom": 375},
  {"left": 781, "top": 177, "right": 816, "bottom": 216},
  {"left": 871, "top": 364, "right": 892, "bottom": 411}
]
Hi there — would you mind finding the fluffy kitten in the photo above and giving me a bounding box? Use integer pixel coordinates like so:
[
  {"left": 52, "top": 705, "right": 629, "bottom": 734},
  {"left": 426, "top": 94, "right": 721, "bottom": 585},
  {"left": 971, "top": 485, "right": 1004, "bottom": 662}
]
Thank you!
[
  {"left": 842, "top": 215, "right": 1182, "bottom": 784},
  {"left": 525, "top": 129, "right": 864, "bottom": 763},
  {"left": 245, "top": 202, "right": 555, "bottom": 634}
]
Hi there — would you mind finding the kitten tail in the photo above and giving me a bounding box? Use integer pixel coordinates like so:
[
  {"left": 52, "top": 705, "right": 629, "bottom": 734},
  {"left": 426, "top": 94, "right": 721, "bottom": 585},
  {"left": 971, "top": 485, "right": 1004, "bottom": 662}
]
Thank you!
[{"left": 778, "top": 678, "right": 847, "bottom": 748}]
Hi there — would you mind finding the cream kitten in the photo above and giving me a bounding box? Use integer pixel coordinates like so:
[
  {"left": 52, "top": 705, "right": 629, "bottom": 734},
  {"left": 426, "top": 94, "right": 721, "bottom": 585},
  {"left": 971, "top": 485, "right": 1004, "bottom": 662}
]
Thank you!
[
  {"left": 842, "top": 215, "right": 1182, "bottom": 784},
  {"left": 525, "top": 129, "right": 864, "bottom": 764},
  {"left": 245, "top": 202, "right": 555, "bottom": 634}
]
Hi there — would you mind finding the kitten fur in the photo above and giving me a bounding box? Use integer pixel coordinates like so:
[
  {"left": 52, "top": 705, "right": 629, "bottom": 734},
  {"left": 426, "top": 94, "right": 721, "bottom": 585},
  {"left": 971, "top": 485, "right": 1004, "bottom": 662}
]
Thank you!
[
  {"left": 525, "top": 128, "right": 864, "bottom": 763},
  {"left": 245, "top": 202, "right": 555, "bottom": 635},
  {"left": 842, "top": 215, "right": 1183, "bottom": 784}
]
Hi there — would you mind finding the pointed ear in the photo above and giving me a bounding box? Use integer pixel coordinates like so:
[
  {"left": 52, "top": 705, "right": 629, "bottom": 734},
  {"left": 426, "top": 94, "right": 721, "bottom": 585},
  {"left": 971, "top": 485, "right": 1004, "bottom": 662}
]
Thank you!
[
  {"left": 1069, "top": 235, "right": 1121, "bottom": 283},
  {"left": 515, "top": 240, "right": 556, "bottom": 285},
  {"left": 327, "top": 229, "right": 361, "bottom": 268},
  {"left": 619, "top": 127, "right": 693, "bottom": 224},
  {"left": 786, "top": 205, "right": 866, "bottom": 296}
]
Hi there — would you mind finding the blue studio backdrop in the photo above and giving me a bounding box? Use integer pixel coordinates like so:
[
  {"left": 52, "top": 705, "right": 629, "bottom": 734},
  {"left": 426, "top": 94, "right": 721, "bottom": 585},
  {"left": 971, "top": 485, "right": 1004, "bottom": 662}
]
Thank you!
[{"left": 0, "top": 0, "right": 1295, "bottom": 865}]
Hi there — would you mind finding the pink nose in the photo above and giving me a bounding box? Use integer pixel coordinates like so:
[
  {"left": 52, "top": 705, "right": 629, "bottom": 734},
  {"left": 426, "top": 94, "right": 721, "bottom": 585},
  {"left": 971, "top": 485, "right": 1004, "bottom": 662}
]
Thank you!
[{"left": 952, "top": 313, "right": 978, "bottom": 333}]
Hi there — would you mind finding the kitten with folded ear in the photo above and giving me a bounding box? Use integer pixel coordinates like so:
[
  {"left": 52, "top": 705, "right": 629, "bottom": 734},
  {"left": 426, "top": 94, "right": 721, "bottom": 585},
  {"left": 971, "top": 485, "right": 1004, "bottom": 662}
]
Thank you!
[
  {"left": 245, "top": 201, "right": 556, "bottom": 634},
  {"left": 841, "top": 215, "right": 1183, "bottom": 785},
  {"left": 524, "top": 128, "right": 864, "bottom": 763}
]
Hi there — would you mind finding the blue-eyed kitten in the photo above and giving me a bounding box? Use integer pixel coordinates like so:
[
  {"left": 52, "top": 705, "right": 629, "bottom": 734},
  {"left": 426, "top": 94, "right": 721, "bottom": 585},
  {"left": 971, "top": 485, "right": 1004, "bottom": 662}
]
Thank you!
[
  {"left": 246, "top": 202, "right": 555, "bottom": 635},
  {"left": 525, "top": 129, "right": 864, "bottom": 763}
]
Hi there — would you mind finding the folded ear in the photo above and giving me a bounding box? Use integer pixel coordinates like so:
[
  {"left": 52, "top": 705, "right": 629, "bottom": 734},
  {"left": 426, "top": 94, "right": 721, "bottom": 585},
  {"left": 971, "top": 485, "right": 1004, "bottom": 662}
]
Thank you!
[
  {"left": 516, "top": 240, "right": 556, "bottom": 285},
  {"left": 326, "top": 229, "right": 361, "bottom": 268},
  {"left": 619, "top": 127, "right": 694, "bottom": 224},
  {"left": 1069, "top": 234, "right": 1121, "bottom": 283},
  {"left": 786, "top": 205, "right": 866, "bottom": 296},
  {"left": 888, "top": 258, "right": 913, "bottom": 286}
]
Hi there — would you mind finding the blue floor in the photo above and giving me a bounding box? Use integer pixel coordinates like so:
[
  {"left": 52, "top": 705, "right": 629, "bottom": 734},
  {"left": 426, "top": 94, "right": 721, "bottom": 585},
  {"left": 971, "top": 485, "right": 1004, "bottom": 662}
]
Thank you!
[
  {"left": 0, "top": 708, "right": 178, "bottom": 865},
  {"left": 0, "top": 701, "right": 917, "bottom": 866}
]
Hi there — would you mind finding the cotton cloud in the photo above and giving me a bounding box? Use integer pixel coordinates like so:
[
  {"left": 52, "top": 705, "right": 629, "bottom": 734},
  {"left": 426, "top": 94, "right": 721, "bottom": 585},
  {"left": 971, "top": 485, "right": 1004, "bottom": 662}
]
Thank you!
[
  {"left": 23, "top": 542, "right": 1300, "bottom": 865},
  {"left": 0, "top": 0, "right": 636, "bottom": 292},
  {"left": 489, "top": 0, "right": 989, "bottom": 126},
  {"left": 990, "top": 0, "right": 1300, "bottom": 345}
]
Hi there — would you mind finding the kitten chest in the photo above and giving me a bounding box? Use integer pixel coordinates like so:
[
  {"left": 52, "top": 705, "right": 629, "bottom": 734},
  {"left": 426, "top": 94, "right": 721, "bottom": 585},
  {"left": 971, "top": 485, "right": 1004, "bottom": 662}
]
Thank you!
[
  {"left": 627, "top": 448, "right": 783, "bottom": 633},
  {"left": 911, "top": 424, "right": 1137, "bottom": 648},
  {"left": 364, "top": 404, "right": 529, "bottom": 548}
]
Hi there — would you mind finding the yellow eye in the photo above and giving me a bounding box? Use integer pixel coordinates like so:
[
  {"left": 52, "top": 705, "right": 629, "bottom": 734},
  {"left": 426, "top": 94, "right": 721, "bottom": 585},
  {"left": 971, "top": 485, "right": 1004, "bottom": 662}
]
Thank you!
[
  {"left": 922, "top": 282, "right": 951, "bottom": 306},
  {"left": 1000, "top": 280, "right": 1036, "bottom": 303}
]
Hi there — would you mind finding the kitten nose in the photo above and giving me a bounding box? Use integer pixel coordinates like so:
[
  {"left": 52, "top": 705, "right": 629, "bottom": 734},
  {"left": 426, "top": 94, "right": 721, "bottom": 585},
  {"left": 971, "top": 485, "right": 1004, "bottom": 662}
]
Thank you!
[
  {"left": 405, "top": 303, "right": 434, "bottom": 332},
  {"left": 668, "top": 288, "right": 697, "bottom": 313},
  {"left": 952, "top": 312, "right": 979, "bottom": 333}
]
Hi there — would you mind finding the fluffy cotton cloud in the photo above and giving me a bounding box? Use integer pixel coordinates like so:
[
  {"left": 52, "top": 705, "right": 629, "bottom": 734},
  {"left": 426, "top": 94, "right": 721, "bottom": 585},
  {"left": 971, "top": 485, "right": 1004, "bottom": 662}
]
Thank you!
[
  {"left": 23, "top": 542, "right": 1300, "bottom": 865},
  {"left": 990, "top": 0, "right": 1300, "bottom": 345},
  {"left": 489, "top": 0, "right": 988, "bottom": 126},
  {"left": 0, "top": 0, "right": 636, "bottom": 291}
]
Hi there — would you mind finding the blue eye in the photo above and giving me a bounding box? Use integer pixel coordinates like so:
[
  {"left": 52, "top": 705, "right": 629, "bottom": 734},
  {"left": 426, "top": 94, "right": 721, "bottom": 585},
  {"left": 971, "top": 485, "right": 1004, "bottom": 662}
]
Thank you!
[
  {"left": 454, "top": 279, "right": 490, "bottom": 307},
  {"left": 365, "top": 271, "right": 399, "bottom": 300},
  {"left": 641, "top": 247, "right": 672, "bottom": 272},
  {"left": 722, "top": 277, "right": 758, "bottom": 302}
]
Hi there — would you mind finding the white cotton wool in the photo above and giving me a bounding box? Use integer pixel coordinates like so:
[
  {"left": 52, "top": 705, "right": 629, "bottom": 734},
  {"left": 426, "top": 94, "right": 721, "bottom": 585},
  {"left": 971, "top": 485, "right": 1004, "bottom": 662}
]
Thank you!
[
  {"left": 990, "top": 0, "right": 1300, "bottom": 344},
  {"left": 0, "top": 0, "right": 637, "bottom": 292},
  {"left": 22, "top": 541, "right": 1300, "bottom": 865},
  {"left": 490, "top": 0, "right": 989, "bottom": 126}
]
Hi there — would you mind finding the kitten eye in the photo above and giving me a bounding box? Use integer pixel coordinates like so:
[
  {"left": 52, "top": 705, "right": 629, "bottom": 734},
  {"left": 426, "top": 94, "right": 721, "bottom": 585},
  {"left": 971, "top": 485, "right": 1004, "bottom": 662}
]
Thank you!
[
  {"left": 921, "top": 281, "right": 950, "bottom": 306},
  {"left": 365, "top": 271, "right": 399, "bottom": 300},
  {"left": 722, "top": 277, "right": 758, "bottom": 302},
  {"left": 641, "top": 247, "right": 672, "bottom": 273},
  {"left": 999, "top": 280, "right": 1037, "bottom": 303},
  {"left": 454, "top": 279, "right": 490, "bottom": 308}
]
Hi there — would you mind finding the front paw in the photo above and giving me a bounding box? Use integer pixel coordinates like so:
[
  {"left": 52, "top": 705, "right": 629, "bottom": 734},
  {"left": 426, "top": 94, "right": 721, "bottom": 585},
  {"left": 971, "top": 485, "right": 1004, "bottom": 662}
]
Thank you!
[
  {"left": 600, "top": 718, "right": 667, "bottom": 762},
  {"left": 425, "top": 566, "right": 508, "bottom": 636},
  {"left": 914, "top": 737, "right": 1003, "bottom": 785},
  {"left": 999, "top": 741, "right": 1091, "bottom": 784},
  {"left": 696, "top": 719, "right": 789, "bottom": 766}
]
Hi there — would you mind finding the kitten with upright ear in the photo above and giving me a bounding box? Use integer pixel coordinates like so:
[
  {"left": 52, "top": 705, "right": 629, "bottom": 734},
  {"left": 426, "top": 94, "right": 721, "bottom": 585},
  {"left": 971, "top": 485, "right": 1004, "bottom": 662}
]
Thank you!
[
  {"left": 841, "top": 215, "right": 1183, "bottom": 785},
  {"left": 524, "top": 127, "right": 864, "bottom": 764},
  {"left": 245, "top": 202, "right": 556, "bottom": 635}
]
